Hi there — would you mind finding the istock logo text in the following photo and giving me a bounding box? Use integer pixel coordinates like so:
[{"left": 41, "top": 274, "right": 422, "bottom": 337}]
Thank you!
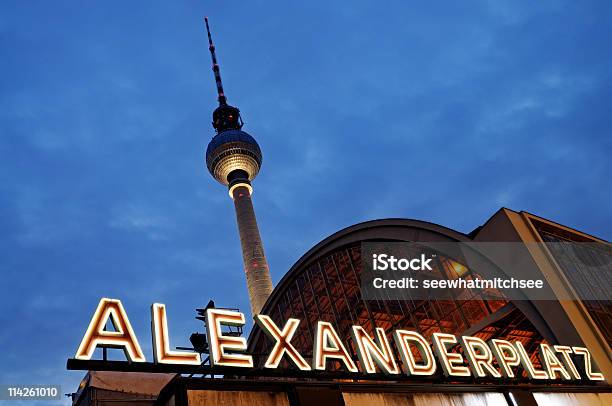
[{"left": 372, "top": 254, "right": 434, "bottom": 271}]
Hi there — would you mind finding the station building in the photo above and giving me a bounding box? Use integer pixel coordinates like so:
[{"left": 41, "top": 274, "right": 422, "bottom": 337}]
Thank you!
[{"left": 71, "top": 209, "right": 612, "bottom": 406}]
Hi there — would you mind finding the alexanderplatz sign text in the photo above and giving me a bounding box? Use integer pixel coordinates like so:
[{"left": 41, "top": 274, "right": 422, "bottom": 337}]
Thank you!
[{"left": 67, "top": 298, "right": 605, "bottom": 383}]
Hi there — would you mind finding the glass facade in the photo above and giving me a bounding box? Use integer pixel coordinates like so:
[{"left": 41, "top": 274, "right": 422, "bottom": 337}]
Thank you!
[
  {"left": 249, "top": 241, "right": 547, "bottom": 374},
  {"left": 532, "top": 219, "right": 612, "bottom": 348},
  {"left": 342, "top": 392, "right": 509, "bottom": 406},
  {"left": 533, "top": 392, "right": 612, "bottom": 405}
]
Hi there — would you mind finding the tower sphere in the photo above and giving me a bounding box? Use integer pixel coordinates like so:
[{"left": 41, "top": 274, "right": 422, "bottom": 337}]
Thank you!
[{"left": 205, "top": 129, "right": 262, "bottom": 186}]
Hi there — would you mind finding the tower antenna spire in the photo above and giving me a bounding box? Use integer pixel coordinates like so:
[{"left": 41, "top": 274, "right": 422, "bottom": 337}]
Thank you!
[{"left": 204, "top": 17, "right": 227, "bottom": 106}]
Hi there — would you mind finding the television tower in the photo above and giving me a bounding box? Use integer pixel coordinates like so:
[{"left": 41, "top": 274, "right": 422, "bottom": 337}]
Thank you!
[{"left": 203, "top": 18, "right": 273, "bottom": 316}]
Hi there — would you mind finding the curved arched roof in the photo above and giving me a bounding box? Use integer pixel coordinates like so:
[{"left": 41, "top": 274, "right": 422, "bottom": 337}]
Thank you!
[
  {"left": 266, "top": 218, "right": 470, "bottom": 308},
  {"left": 247, "top": 219, "right": 558, "bottom": 370},
  {"left": 260, "top": 218, "right": 473, "bottom": 316}
]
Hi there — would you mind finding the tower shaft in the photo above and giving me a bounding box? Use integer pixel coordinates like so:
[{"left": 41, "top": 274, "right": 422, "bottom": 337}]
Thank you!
[{"left": 231, "top": 184, "right": 273, "bottom": 315}]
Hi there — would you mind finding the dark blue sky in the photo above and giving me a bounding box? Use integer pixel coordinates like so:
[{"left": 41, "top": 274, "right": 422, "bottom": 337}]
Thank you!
[{"left": 1, "top": 1, "right": 611, "bottom": 403}]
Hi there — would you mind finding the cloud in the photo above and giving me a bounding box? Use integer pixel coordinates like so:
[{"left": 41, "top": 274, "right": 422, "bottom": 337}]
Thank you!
[{"left": 110, "top": 203, "right": 174, "bottom": 241}]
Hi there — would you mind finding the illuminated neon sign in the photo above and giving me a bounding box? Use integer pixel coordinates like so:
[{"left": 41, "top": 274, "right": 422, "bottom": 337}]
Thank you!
[{"left": 74, "top": 298, "right": 605, "bottom": 382}]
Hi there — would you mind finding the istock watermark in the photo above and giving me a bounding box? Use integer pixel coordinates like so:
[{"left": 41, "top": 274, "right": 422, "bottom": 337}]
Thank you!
[
  {"left": 372, "top": 253, "right": 435, "bottom": 271},
  {"left": 361, "top": 242, "right": 611, "bottom": 301}
]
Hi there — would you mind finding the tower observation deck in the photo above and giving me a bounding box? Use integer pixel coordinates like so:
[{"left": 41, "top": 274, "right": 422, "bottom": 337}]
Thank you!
[{"left": 203, "top": 18, "right": 273, "bottom": 316}]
